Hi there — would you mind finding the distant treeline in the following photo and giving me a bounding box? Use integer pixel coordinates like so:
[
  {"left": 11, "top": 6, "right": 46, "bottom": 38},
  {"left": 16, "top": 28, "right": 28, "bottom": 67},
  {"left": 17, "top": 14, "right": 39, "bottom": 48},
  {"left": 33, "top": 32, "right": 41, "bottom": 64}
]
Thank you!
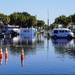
[
  {"left": 0, "top": 12, "right": 75, "bottom": 29},
  {"left": 0, "top": 12, "right": 45, "bottom": 28},
  {"left": 49, "top": 14, "right": 75, "bottom": 30}
]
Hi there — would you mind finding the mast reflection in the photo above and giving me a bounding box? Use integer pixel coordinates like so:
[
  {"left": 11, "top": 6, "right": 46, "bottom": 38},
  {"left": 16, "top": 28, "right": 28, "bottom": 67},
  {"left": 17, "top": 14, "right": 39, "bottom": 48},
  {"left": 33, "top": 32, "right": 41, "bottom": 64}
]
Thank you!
[
  {"left": 52, "top": 38, "right": 75, "bottom": 58},
  {"left": 52, "top": 39, "right": 74, "bottom": 49}
]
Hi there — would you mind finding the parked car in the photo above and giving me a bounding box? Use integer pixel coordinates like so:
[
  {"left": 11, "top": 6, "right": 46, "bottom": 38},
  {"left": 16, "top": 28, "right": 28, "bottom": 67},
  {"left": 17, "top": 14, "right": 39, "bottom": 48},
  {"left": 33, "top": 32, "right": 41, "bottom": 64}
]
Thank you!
[{"left": 51, "top": 28, "right": 74, "bottom": 39}]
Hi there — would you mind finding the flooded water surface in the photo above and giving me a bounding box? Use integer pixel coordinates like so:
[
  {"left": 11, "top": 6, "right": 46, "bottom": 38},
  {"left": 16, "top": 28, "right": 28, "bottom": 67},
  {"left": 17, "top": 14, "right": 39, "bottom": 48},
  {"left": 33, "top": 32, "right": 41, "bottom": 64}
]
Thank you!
[{"left": 0, "top": 34, "right": 75, "bottom": 74}]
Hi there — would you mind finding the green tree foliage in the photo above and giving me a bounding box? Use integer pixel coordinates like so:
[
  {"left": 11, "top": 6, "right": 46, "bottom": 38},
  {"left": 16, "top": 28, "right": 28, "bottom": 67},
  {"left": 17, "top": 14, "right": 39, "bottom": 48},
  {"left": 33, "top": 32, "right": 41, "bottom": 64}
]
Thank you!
[
  {"left": 17, "top": 12, "right": 30, "bottom": 17},
  {"left": 18, "top": 14, "right": 26, "bottom": 27},
  {"left": 9, "top": 12, "right": 19, "bottom": 24},
  {"left": 37, "top": 20, "right": 45, "bottom": 31},
  {"left": 2, "top": 12, "right": 75, "bottom": 29},
  {"left": 44, "top": 24, "right": 49, "bottom": 30},
  {"left": 37, "top": 20, "right": 45, "bottom": 27},
  {"left": 4, "top": 15, "right": 10, "bottom": 24},
  {"left": 27, "top": 16, "right": 37, "bottom": 28},
  {"left": 69, "top": 14, "right": 75, "bottom": 24},
  {"left": 17, "top": 12, "right": 30, "bottom": 27},
  {"left": 54, "top": 15, "right": 69, "bottom": 26},
  {"left": 9, "top": 12, "right": 37, "bottom": 28},
  {"left": 50, "top": 24, "right": 58, "bottom": 30},
  {"left": 0, "top": 13, "right": 10, "bottom": 24}
]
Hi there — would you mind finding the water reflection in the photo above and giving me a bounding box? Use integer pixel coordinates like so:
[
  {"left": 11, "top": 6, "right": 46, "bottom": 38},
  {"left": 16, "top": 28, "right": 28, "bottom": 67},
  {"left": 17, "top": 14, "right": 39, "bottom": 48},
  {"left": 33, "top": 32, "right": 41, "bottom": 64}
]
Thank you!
[
  {"left": 21, "top": 47, "right": 25, "bottom": 67},
  {"left": 5, "top": 47, "right": 8, "bottom": 65},
  {"left": 0, "top": 34, "right": 44, "bottom": 47},
  {"left": 52, "top": 38, "right": 75, "bottom": 58},
  {"left": 0, "top": 47, "right": 3, "bottom": 66},
  {"left": 36, "top": 34, "right": 44, "bottom": 49},
  {"left": 0, "top": 35, "right": 37, "bottom": 46},
  {"left": 52, "top": 39, "right": 74, "bottom": 49},
  {"left": 37, "top": 34, "right": 44, "bottom": 43},
  {"left": 0, "top": 34, "right": 44, "bottom": 68}
]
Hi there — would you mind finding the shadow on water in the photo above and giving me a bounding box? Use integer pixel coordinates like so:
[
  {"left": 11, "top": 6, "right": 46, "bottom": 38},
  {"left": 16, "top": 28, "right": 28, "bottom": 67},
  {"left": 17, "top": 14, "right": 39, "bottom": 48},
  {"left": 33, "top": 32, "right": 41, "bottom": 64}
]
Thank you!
[{"left": 52, "top": 38, "right": 75, "bottom": 58}]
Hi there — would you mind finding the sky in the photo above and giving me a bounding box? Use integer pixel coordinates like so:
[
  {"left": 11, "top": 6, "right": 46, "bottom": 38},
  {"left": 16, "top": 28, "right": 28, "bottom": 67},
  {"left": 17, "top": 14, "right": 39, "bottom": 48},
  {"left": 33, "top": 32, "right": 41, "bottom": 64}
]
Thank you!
[{"left": 0, "top": 0, "right": 75, "bottom": 24}]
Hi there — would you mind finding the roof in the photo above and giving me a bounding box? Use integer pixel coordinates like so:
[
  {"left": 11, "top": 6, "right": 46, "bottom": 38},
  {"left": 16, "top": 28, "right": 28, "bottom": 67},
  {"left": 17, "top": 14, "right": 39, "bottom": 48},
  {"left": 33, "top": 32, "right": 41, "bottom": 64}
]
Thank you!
[{"left": 53, "top": 28, "right": 70, "bottom": 30}]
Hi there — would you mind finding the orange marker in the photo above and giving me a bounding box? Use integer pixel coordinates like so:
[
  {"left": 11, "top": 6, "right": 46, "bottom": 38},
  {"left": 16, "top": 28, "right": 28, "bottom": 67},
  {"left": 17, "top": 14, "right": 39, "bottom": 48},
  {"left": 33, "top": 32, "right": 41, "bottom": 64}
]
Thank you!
[
  {"left": 0, "top": 58, "right": 3, "bottom": 66},
  {"left": 0, "top": 47, "right": 3, "bottom": 66},
  {"left": 21, "top": 47, "right": 24, "bottom": 67},
  {"left": 22, "top": 47, "right": 24, "bottom": 52},
  {"left": 5, "top": 47, "right": 8, "bottom": 64}
]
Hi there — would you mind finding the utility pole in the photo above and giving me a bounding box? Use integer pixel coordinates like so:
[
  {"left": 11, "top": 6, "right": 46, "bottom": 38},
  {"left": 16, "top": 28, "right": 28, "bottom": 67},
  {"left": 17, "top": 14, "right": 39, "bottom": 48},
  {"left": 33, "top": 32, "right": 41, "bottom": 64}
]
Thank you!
[
  {"left": 47, "top": 10, "right": 50, "bottom": 37},
  {"left": 47, "top": 10, "right": 49, "bottom": 27}
]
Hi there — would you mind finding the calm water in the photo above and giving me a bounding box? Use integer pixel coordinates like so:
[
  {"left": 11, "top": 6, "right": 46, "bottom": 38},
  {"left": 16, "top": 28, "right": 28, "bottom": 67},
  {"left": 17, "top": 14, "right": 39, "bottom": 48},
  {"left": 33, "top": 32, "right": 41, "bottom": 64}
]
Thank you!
[{"left": 0, "top": 34, "right": 75, "bottom": 74}]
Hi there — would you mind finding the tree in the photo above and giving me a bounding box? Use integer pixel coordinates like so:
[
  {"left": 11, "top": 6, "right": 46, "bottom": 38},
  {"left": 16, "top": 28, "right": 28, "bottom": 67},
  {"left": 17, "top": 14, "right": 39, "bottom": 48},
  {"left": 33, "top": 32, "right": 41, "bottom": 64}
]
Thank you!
[
  {"left": 22, "top": 12, "right": 30, "bottom": 17},
  {"left": 37, "top": 20, "right": 45, "bottom": 30},
  {"left": 4, "top": 16, "right": 10, "bottom": 24},
  {"left": 18, "top": 14, "right": 26, "bottom": 27},
  {"left": 37, "top": 20, "right": 45, "bottom": 27},
  {"left": 27, "top": 16, "right": 36, "bottom": 28},
  {"left": 0, "top": 13, "right": 10, "bottom": 24},
  {"left": 50, "top": 23, "right": 58, "bottom": 30},
  {"left": 54, "top": 15, "right": 69, "bottom": 27},
  {"left": 9, "top": 12, "right": 19, "bottom": 24},
  {"left": 69, "top": 14, "right": 75, "bottom": 24},
  {"left": 0, "top": 12, "right": 46, "bottom": 28}
]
